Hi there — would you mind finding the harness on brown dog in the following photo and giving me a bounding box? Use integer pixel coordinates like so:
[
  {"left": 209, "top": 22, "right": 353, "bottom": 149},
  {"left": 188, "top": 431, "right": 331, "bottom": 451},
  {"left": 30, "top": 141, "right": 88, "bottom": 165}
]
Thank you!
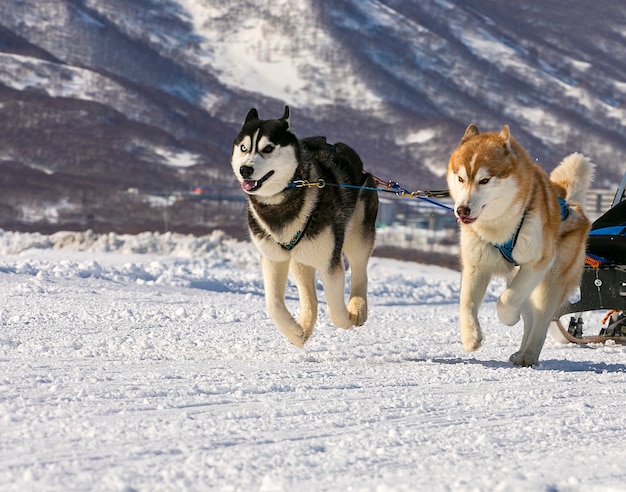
[{"left": 495, "top": 197, "right": 569, "bottom": 265}]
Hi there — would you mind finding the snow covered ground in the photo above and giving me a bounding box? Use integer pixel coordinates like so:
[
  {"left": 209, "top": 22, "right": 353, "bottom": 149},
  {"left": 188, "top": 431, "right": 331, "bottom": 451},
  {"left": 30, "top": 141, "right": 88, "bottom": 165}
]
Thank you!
[{"left": 0, "top": 230, "right": 625, "bottom": 491}]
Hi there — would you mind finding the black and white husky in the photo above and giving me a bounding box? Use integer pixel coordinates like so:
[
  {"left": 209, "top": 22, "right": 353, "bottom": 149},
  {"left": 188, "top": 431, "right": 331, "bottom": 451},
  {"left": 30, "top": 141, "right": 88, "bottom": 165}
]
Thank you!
[{"left": 231, "top": 107, "right": 379, "bottom": 347}]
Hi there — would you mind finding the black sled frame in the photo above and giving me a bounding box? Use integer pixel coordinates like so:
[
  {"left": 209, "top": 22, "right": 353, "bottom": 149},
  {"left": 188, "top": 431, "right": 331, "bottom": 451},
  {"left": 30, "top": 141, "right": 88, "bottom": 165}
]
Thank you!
[{"left": 552, "top": 171, "right": 626, "bottom": 344}]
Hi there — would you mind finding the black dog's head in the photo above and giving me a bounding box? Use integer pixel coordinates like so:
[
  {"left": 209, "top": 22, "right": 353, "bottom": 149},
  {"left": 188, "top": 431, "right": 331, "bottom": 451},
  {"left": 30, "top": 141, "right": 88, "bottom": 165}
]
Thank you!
[{"left": 231, "top": 106, "right": 300, "bottom": 197}]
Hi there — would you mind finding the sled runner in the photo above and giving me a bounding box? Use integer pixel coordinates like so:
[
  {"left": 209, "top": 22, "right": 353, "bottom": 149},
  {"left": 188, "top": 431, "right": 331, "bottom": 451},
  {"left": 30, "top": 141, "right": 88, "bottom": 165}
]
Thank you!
[{"left": 551, "top": 171, "right": 626, "bottom": 344}]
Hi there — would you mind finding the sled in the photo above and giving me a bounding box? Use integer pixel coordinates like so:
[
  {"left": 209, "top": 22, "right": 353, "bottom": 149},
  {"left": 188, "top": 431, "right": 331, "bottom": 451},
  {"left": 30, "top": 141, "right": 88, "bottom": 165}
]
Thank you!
[{"left": 551, "top": 171, "right": 626, "bottom": 344}]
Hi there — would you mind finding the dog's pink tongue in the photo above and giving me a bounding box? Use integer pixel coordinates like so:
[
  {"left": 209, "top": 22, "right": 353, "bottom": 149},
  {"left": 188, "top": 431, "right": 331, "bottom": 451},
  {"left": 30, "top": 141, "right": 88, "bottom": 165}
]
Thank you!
[
  {"left": 458, "top": 217, "right": 476, "bottom": 224},
  {"left": 241, "top": 180, "right": 257, "bottom": 192}
]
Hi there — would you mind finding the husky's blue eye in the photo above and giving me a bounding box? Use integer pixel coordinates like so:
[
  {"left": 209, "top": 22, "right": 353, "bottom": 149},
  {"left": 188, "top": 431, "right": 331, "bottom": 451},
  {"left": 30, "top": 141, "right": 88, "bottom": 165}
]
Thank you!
[
  {"left": 479, "top": 177, "right": 491, "bottom": 185},
  {"left": 262, "top": 145, "right": 274, "bottom": 154},
  {"left": 240, "top": 144, "right": 247, "bottom": 152}
]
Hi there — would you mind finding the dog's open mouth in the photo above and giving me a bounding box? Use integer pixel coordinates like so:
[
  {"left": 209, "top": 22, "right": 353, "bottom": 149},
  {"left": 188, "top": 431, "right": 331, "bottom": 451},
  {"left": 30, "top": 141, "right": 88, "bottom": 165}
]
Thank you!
[
  {"left": 241, "top": 171, "right": 274, "bottom": 193},
  {"left": 458, "top": 217, "right": 476, "bottom": 224}
]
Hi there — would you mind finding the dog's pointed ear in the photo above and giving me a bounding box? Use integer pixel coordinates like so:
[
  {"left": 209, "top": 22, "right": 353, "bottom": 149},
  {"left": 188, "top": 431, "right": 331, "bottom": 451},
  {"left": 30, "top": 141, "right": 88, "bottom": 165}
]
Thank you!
[
  {"left": 280, "top": 105, "right": 294, "bottom": 133},
  {"left": 499, "top": 125, "right": 513, "bottom": 153},
  {"left": 245, "top": 108, "right": 259, "bottom": 123},
  {"left": 461, "top": 124, "right": 479, "bottom": 142}
]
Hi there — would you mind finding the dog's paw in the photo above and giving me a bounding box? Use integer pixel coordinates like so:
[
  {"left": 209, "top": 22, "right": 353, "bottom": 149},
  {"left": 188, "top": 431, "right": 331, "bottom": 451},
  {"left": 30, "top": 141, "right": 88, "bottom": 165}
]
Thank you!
[
  {"left": 460, "top": 316, "right": 483, "bottom": 352},
  {"left": 277, "top": 323, "right": 307, "bottom": 348},
  {"left": 286, "top": 331, "right": 306, "bottom": 348},
  {"left": 335, "top": 318, "right": 353, "bottom": 330},
  {"left": 497, "top": 292, "right": 520, "bottom": 326},
  {"left": 348, "top": 297, "right": 367, "bottom": 326},
  {"left": 461, "top": 332, "right": 483, "bottom": 352},
  {"left": 509, "top": 351, "right": 538, "bottom": 367},
  {"left": 297, "top": 315, "right": 316, "bottom": 342},
  {"left": 327, "top": 308, "right": 353, "bottom": 330}
]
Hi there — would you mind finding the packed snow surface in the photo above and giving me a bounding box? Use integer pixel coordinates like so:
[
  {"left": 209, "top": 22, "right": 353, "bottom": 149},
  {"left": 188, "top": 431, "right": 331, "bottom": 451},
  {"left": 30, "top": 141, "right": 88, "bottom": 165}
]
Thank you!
[{"left": 0, "top": 230, "right": 625, "bottom": 491}]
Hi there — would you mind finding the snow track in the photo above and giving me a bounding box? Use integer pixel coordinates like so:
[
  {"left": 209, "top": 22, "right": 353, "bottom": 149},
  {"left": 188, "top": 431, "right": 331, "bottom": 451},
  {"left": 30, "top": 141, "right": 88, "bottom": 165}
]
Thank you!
[{"left": 0, "top": 231, "right": 625, "bottom": 491}]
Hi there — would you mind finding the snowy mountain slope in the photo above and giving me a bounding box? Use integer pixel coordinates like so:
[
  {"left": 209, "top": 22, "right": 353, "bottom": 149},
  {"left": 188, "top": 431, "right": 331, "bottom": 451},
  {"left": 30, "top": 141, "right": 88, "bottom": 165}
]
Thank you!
[
  {"left": 323, "top": 0, "right": 626, "bottom": 173},
  {"left": 0, "top": 230, "right": 625, "bottom": 490},
  {"left": 0, "top": 0, "right": 625, "bottom": 233},
  {"left": 173, "top": 0, "right": 384, "bottom": 110}
]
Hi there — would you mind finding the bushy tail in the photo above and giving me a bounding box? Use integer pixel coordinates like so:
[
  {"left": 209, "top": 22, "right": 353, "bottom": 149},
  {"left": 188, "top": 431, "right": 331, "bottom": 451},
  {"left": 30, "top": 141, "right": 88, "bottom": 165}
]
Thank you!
[{"left": 550, "top": 153, "right": 595, "bottom": 213}]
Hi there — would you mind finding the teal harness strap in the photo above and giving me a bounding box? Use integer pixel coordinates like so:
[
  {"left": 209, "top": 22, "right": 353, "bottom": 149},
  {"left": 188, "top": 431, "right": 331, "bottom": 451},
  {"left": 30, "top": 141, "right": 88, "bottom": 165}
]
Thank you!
[
  {"left": 494, "top": 197, "right": 569, "bottom": 265},
  {"left": 274, "top": 214, "right": 313, "bottom": 251},
  {"left": 558, "top": 196, "right": 569, "bottom": 220},
  {"left": 494, "top": 213, "right": 527, "bottom": 265}
]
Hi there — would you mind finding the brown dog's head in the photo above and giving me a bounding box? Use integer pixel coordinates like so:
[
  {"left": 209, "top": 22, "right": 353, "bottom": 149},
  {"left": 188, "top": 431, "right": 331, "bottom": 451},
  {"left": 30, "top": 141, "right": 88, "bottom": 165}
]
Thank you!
[{"left": 446, "top": 124, "right": 531, "bottom": 225}]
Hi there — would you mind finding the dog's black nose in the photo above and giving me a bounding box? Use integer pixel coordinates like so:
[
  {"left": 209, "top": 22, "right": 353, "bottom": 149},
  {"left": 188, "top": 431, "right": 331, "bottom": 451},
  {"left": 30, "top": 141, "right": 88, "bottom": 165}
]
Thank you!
[
  {"left": 240, "top": 166, "right": 254, "bottom": 179},
  {"left": 456, "top": 206, "right": 471, "bottom": 218}
]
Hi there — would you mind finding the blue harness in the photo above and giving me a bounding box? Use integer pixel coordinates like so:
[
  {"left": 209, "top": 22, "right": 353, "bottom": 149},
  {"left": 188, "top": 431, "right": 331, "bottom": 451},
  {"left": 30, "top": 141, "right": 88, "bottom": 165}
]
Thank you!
[{"left": 494, "top": 197, "right": 569, "bottom": 265}]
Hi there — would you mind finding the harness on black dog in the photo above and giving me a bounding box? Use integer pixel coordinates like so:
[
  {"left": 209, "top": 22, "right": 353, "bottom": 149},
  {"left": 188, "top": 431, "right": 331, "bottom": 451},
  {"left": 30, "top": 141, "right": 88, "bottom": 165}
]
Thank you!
[
  {"left": 273, "top": 214, "right": 313, "bottom": 251},
  {"left": 495, "top": 197, "right": 570, "bottom": 265}
]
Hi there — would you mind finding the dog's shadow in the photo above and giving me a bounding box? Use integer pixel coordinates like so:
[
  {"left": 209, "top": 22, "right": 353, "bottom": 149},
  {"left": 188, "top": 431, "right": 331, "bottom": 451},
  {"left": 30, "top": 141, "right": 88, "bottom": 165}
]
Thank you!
[
  {"left": 402, "top": 356, "right": 626, "bottom": 374},
  {"left": 538, "top": 358, "right": 626, "bottom": 374}
]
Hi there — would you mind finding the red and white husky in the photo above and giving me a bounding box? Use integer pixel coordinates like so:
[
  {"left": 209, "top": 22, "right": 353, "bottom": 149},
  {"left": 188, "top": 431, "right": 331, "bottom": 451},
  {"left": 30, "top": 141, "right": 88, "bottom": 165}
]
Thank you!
[{"left": 447, "top": 124, "right": 594, "bottom": 366}]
